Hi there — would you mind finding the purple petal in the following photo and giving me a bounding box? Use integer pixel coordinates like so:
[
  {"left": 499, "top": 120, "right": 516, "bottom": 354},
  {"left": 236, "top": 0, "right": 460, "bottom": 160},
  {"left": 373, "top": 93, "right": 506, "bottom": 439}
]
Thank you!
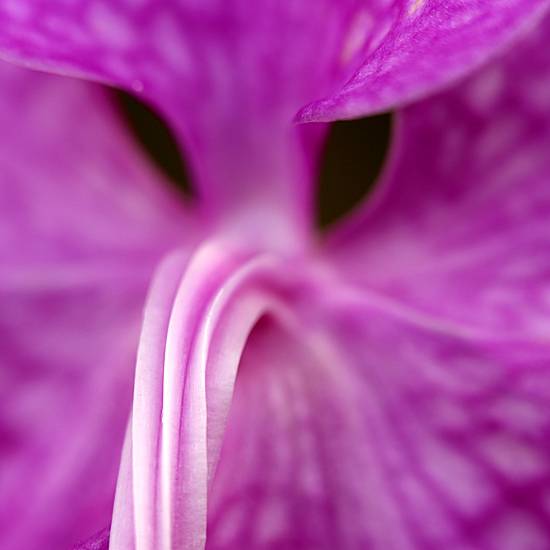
[
  {"left": 299, "top": 0, "right": 550, "bottom": 122},
  {"left": 0, "top": 1, "right": 359, "bottom": 223},
  {"left": 74, "top": 527, "right": 110, "bottom": 550},
  {"left": 0, "top": 1, "right": 364, "bottom": 116},
  {"left": 0, "top": 63, "right": 193, "bottom": 549},
  {"left": 207, "top": 312, "right": 403, "bottom": 549},
  {"left": 115, "top": 244, "right": 550, "bottom": 548},
  {"left": 326, "top": 10, "right": 550, "bottom": 338},
  {"left": 310, "top": 295, "right": 550, "bottom": 548},
  {"left": 5, "top": 2, "right": 537, "bottom": 226},
  {"left": 209, "top": 279, "right": 550, "bottom": 548}
]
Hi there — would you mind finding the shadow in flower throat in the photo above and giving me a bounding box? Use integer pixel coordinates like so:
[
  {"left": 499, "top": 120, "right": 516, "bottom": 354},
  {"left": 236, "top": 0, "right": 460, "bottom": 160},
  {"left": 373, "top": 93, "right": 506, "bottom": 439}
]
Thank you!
[
  {"left": 113, "top": 89, "right": 195, "bottom": 200},
  {"left": 316, "top": 113, "right": 393, "bottom": 230},
  {"left": 112, "top": 88, "right": 393, "bottom": 232}
]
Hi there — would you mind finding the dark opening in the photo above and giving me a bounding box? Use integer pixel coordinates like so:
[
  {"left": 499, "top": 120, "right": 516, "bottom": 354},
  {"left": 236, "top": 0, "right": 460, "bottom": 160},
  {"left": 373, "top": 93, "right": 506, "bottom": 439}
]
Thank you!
[
  {"left": 316, "top": 112, "right": 393, "bottom": 229},
  {"left": 113, "top": 90, "right": 194, "bottom": 198}
]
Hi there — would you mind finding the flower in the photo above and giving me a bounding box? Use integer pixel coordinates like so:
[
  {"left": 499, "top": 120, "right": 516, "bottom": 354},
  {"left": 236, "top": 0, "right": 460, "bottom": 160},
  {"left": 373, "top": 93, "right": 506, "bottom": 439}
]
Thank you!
[{"left": 1, "top": 1, "right": 550, "bottom": 549}]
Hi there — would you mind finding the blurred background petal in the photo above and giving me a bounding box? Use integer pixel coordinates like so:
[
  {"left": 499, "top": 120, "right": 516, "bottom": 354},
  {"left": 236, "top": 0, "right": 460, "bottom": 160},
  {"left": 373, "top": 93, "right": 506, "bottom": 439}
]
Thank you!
[
  {"left": 307, "top": 295, "right": 550, "bottom": 549},
  {"left": 326, "top": 10, "right": 550, "bottom": 339},
  {"left": 0, "top": 62, "right": 194, "bottom": 549}
]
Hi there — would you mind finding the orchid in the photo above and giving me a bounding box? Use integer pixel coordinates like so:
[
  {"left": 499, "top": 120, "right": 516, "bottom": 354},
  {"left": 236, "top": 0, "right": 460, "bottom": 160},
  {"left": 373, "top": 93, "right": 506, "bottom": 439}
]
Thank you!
[{"left": 1, "top": 1, "right": 550, "bottom": 549}]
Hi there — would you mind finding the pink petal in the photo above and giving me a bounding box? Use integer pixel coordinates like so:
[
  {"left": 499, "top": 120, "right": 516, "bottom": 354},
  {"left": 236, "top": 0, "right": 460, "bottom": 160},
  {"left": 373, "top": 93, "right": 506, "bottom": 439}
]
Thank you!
[
  {"left": 212, "top": 279, "right": 550, "bottom": 548},
  {"left": 111, "top": 241, "right": 293, "bottom": 549},
  {"left": 0, "top": 62, "right": 194, "bottom": 549},
  {"left": 207, "top": 312, "right": 409, "bottom": 549},
  {"left": 326, "top": 10, "right": 550, "bottom": 339},
  {"left": 113, "top": 243, "right": 550, "bottom": 548},
  {"left": 299, "top": 0, "right": 550, "bottom": 122}
]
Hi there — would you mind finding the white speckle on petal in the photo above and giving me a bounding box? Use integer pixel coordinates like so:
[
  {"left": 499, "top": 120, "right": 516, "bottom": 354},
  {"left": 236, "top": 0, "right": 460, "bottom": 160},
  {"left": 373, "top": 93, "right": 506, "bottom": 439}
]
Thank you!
[
  {"left": 408, "top": 0, "right": 426, "bottom": 16},
  {"left": 465, "top": 67, "right": 504, "bottom": 111},
  {"left": 255, "top": 497, "right": 287, "bottom": 544},
  {"left": 479, "top": 434, "right": 545, "bottom": 481},
  {"left": 486, "top": 397, "right": 548, "bottom": 435},
  {"left": 152, "top": 14, "right": 193, "bottom": 73},
  {"left": 421, "top": 439, "right": 494, "bottom": 514},
  {"left": 484, "top": 117, "right": 526, "bottom": 160},
  {"left": 366, "top": 16, "right": 393, "bottom": 56},
  {"left": 340, "top": 9, "right": 373, "bottom": 65},
  {"left": 88, "top": 2, "right": 137, "bottom": 49},
  {"left": 209, "top": 503, "right": 247, "bottom": 546},
  {"left": 2, "top": 0, "right": 31, "bottom": 20}
]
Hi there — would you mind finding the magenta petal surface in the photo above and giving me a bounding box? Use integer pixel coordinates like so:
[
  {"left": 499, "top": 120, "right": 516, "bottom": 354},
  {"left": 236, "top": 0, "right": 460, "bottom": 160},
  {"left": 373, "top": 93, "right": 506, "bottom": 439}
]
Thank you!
[
  {"left": 4, "top": 2, "right": 544, "bottom": 229},
  {"left": 207, "top": 313, "right": 402, "bottom": 549},
  {"left": 302, "top": 16, "right": 550, "bottom": 544},
  {"left": 0, "top": 0, "right": 358, "bottom": 222},
  {"left": 310, "top": 294, "right": 550, "bottom": 549},
  {"left": 210, "top": 281, "right": 550, "bottom": 549},
  {"left": 4, "top": 2, "right": 542, "bottom": 225},
  {"left": 0, "top": 63, "right": 192, "bottom": 549},
  {"left": 327, "top": 11, "right": 550, "bottom": 338},
  {"left": 299, "top": 0, "right": 550, "bottom": 122},
  {"left": 1, "top": 1, "right": 547, "bottom": 125}
]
